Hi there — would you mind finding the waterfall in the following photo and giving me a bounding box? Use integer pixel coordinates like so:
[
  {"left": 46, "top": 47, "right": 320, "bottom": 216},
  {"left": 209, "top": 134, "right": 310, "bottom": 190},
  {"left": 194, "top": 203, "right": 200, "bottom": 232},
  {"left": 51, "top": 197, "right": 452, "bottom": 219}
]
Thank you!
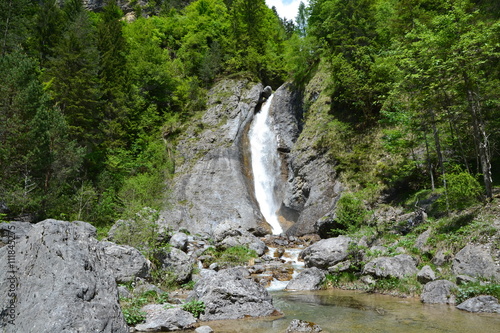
[{"left": 249, "top": 94, "right": 283, "bottom": 235}]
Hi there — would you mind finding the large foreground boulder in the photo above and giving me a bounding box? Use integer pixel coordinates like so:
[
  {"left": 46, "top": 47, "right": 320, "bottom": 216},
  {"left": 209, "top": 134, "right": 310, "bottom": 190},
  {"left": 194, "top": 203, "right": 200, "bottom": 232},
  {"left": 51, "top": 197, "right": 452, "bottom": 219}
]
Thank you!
[
  {"left": 286, "top": 268, "right": 325, "bottom": 291},
  {"left": 0, "top": 219, "right": 128, "bottom": 332},
  {"left": 456, "top": 296, "right": 500, "bottom": 313},
  {"left": 420, "top": 280, "right": 457, "bottom": 305},
  {"left": 189, "top": 267, "right": 278, "bottom": 321},
  {"left": 363, "top": 254, "right": 418, "bottom": 279},
  {"left": 453, "top": 245, "right": 500, "bottom": 281},
  {"left": 300, "top": 236, "right": 353, "bottom": 269}
]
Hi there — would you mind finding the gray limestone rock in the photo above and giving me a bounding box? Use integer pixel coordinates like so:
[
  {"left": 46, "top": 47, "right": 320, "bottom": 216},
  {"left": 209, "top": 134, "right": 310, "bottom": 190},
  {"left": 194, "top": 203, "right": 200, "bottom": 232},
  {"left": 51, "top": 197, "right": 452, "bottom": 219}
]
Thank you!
[
  {"left": 218, "top": 232, "right": 267, "bottom": 256},
  {"left": 159, "top": 79, "right": 268, "bottom": 236},
  {"left": 271, "top": 82, "right": 342, "bottom": 236},
  {"left": 421, "top": 280, "right": 457, "bottom": 304},
  {"left": 195, "top": 326, "right": 214, "bottom": 333},
  {"left": 363, "top": 254, "right": 418, "bottom": 279},
  {"left": 156, "top": 247, "right": 194, "bottom": 283},
  {"left": 0, "top": 219, "right": 128, "bottom": 332},
  {"left": 456, "top": 296, "right": 500, "bottom": 313},
  {"left": 285, "top": 267, "right": 326, "bottom": 291},
  {"left": 285, "top": 319, "right": 323, "bottom": 333},
  {"left": 135, "top": 305, "right": 196, "bottom": 332},
  {"left": 453, "top": 245, "right": 500, "bottom": 281},
  {"left": 300, "top": 236, "right": 353, "bottom": 269},
  {"left": 101, "top": 241, "right": 151, "bottom": 283},
  {"left": 417, "top": 265, "right": 436, "bottom": 284},
  {"left": 189, "top": 267, "right": 277, "bottom": 321},
  {"left": 0, "top": 221, "right": 33, "bottom": 247},
  {"left": 170, "top": 232, "right": 189, "bottom": 252}
]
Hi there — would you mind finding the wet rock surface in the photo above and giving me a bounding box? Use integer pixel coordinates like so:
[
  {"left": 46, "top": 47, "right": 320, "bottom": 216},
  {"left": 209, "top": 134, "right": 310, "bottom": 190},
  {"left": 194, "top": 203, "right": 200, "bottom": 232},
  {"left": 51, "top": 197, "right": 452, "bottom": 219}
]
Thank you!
[{"left": 285, "top": 319, "right": 323, "bottom": 332}]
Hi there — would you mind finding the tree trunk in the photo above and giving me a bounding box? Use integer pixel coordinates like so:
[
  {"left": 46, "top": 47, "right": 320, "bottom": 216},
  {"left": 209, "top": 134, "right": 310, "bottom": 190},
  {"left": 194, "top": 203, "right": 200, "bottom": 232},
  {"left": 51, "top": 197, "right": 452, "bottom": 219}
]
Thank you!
[{"left": 465, "top": 87, "right": 493, "bottom": 200}]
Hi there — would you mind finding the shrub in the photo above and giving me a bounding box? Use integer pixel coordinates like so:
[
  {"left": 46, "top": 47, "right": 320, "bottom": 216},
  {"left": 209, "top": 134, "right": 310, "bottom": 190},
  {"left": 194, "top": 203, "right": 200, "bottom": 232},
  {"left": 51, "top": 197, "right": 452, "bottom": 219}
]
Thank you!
[
  {"left": 203, "top": 245, "right": 258, "bottom": 268},
  {"left": 331, "top": 192, "right": 368, "bottom": 235},
  {"left": 437, "top": 168, "right": 483, "bottom": 211},
  {"left": 455, "top": 282, "right": 500, "bottom": 304},
  {"left": 182, "top": 300, "right": 205, "bottom": 318}
]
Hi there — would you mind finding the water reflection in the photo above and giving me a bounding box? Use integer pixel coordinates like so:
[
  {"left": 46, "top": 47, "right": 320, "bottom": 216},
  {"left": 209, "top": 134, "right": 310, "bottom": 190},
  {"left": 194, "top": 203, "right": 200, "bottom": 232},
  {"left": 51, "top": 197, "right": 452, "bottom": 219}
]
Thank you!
[{"left": 185, "top": 289, "right": 500, "bottom": 333}]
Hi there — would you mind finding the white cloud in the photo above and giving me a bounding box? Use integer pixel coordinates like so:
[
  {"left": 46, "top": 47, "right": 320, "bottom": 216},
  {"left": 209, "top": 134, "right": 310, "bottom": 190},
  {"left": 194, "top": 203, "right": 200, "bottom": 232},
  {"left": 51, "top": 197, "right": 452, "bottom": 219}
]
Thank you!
[{"left": 265, "top": 0, "right": 309, "bottom": 22}]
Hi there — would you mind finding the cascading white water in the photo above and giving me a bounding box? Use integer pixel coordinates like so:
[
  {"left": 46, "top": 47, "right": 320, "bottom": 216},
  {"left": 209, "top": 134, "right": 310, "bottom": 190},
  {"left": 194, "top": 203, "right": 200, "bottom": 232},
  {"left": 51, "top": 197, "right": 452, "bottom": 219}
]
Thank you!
[{"left": 249, "top": 94, "right": 283, "bottom": 235}]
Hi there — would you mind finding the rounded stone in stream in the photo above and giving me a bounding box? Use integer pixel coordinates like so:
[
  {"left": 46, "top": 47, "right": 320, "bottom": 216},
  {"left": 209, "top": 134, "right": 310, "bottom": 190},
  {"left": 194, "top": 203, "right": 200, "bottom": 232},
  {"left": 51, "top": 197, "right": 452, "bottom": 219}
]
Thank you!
[{"left": 285, "top": 319, "right": 323, "bottom": 332}]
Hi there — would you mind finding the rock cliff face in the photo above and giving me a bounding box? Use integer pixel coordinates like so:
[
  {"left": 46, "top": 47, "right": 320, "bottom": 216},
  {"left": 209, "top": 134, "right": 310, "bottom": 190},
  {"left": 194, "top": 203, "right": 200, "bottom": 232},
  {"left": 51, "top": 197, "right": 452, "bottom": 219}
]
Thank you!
[
  {"left": 272, "top": 79, "right": 342, "bottom": 236},
  {"left": 160, "top": 78, "right": 343, "bottom": 237},
  {"left": 159, "top": 79, "right": 267, "bottom": 235}
]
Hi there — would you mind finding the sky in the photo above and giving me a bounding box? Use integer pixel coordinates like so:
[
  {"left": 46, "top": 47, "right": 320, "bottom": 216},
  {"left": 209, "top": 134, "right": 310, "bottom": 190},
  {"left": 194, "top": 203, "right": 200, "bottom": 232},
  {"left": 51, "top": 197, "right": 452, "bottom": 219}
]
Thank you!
[{"left": 265, "top": 0, "right": 309, "bottom": 22}]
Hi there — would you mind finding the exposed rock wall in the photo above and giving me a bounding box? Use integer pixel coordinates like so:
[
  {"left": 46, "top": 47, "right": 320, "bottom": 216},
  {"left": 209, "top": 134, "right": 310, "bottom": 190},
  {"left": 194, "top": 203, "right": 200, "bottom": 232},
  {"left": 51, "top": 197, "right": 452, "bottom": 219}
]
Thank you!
[
  {"left": 271, "top": 77, "right": 342, "bottom": 236},
  {"left": 159, "top": 79, "right": 267, "bottom": 235}
]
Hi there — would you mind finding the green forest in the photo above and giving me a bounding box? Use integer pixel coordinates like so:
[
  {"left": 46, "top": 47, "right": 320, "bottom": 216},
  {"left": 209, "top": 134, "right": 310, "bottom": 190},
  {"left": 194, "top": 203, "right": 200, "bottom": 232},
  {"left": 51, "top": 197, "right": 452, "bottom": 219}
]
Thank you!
[{"left": 1, "top": 0, "right": 499, "bottom": 233}]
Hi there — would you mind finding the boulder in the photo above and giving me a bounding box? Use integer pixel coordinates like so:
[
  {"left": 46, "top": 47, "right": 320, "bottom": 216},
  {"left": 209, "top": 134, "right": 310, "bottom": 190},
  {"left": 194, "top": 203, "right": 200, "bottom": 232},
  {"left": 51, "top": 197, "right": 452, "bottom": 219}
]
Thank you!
[
  {"left": 285, "top": 267, "right": 325, "bottom": 291},
  {"left": 195, "top": 326, "right": 214, "bottom": 333},
  {"left": 156, "top": 248, "right": 194, "bottom": 283},
  {"left": 170, "top": 232, "right": 189, "bottom": 252},
  {"left": 300, "top": 236, "right": 353, "bottom": 269},
  {"left": 0, "top": 219, "right": 128, "bottom": 332},
  {"left": 261, "top": 85, "right": 273, "bottom": 100},
  {"left": 189, "top": 267, "right": 277, "bottom": 321},
  {"left": 0, "top": 221, "right": 33, "bottom": 247},
  {"left": 101, "top": 241, "right": 151, "bottom": 283},
  {"left": 417, "top": 265, "right": 436, "bottom": 284},
  {"left": 420, "top": 280, "right": 457, "bottom": 304},
  {"left": 453, "top": 245, "right": 500, "bottom": 281},
  {"left": 285, "top": 319, "right": 323, "bottom": 333},
  {"left": 432, "top": 249, "right": 452, "bottom": 266},
  {"left": 456, "top": 296, "right": 500, "bottom": 313},
  {"left": 218, "top": 233, "right": 267, "bottom": 256},
  {"left": 135, "top": 305, "right": 196, "bottom": 332},
  {"left": 363, "top": 254, "right": 418, "bottom": 279},
  {"left": 415, "top": 228, "right": 432, "bottom": 252}
]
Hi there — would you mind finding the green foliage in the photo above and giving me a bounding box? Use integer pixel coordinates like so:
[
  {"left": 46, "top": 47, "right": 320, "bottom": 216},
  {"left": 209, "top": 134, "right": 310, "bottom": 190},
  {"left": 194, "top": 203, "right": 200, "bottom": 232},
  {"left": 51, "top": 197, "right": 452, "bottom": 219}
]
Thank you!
[
  {"left": 120, "top": 290, "right": 170, "bottom": 325},
  {"left": 112, "top": 207, "right": 170, "bottom": 256},
  {"left": 203, "top": 245, "right": 258, "bottom": 268},
  {"left": 121, "top": 305, "right": 146, "bottom": 325},
  {"left": 182, "top": 300, "right": 205, "bottom": 318},
  {"left": 455, "top": 282, "right": 500, "bottom": 304},
  {"left": 331, "top": 192, "right": 369, "bottom": 235},
  {"left": 436, "top": 168, "right": 483, "bottom": 211}
]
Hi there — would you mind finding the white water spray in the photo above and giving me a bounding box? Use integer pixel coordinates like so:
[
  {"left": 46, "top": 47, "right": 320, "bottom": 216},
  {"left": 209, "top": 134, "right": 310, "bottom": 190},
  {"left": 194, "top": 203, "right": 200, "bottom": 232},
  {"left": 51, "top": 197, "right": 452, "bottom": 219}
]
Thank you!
[{"left": 249, "top": 94, "right": 283, "bottom": 235}]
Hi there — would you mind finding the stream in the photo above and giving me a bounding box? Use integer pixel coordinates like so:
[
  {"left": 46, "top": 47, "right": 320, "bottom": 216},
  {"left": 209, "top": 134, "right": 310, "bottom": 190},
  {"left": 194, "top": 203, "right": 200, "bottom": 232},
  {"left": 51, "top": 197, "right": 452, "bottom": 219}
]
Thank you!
[{"left": 198, "top": 288, "right": 500, "bottom": 332}]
